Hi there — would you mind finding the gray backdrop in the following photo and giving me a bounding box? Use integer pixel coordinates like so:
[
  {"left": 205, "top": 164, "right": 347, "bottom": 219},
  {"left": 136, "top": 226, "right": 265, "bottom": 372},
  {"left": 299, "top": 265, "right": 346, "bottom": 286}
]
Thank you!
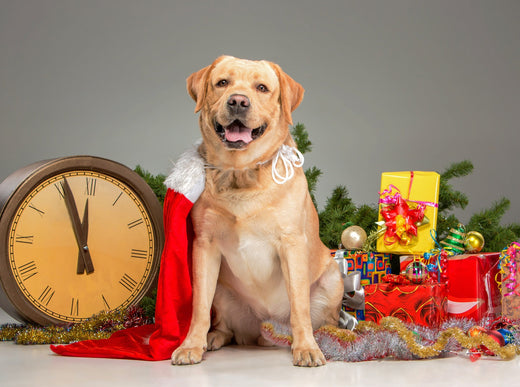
[{"left": 1, "top": 0, "right": 519, "bottom": 226}]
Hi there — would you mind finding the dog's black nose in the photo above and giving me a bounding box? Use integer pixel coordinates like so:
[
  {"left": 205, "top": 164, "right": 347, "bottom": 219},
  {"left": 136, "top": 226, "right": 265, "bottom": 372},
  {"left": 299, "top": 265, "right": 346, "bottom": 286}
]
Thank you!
[{"left": 227, "top": 94, "right": 250, "bottom": 114}]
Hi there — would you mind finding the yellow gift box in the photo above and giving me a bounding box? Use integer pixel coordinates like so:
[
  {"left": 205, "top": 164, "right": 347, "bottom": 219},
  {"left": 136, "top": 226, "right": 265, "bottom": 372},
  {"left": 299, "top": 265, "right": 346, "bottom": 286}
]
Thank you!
[{"left": 376, "top": 171, "right": 440, "bottom": 254}]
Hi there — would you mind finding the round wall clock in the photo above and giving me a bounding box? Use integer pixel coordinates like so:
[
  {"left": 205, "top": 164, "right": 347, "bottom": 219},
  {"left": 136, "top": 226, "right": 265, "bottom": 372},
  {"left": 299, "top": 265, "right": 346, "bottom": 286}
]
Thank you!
[{"left": 0, "top": 156, "right": 164, "bottom": 326}]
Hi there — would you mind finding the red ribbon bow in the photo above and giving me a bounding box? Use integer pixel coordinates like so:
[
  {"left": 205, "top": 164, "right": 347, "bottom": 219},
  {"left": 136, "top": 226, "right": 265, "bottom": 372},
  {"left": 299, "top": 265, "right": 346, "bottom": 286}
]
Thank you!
[{"left": 380, "top": 194, "right": 426, "bottom": 246}]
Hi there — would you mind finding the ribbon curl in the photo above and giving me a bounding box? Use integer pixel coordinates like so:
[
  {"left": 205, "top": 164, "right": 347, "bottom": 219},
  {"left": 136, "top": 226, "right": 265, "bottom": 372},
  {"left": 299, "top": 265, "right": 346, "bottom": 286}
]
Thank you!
[{"left": 499, "top": 242, "right": 520, "bottom": 297}]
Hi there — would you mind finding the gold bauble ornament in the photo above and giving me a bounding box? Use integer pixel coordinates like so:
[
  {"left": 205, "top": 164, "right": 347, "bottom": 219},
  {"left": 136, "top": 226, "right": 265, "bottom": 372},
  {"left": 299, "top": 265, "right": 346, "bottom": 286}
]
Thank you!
[
  {"left": 341, "top": 225, "right": 367, "bottom": 250},
  {"left": 464, "top": 231, "right": 485, "bottom": 253}
]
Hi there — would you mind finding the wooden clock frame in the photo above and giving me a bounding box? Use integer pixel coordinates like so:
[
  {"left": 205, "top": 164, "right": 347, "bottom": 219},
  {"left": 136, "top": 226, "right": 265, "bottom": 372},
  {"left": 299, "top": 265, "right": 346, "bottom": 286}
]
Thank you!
[{"left": 0, "top": 156, "right": 164, "bottom": 325}]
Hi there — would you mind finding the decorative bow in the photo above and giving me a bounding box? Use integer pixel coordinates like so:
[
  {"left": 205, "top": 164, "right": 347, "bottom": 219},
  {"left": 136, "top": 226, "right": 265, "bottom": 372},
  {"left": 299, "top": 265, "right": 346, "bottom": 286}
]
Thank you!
[
  {"left": 334, "top": 252, "right": 365, "bottom": 310},
  {"left": 379, "top": 191, "right": 427, "bottom": 246}
]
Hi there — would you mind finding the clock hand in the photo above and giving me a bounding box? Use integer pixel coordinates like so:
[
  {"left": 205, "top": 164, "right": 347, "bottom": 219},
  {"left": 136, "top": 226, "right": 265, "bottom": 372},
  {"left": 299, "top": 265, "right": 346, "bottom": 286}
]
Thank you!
[
  {"left": 76, "top": 199, "right": 89, "bottom": 274},
  {"left": 61, "top": 178, "right": 95, "bottom": 274}
]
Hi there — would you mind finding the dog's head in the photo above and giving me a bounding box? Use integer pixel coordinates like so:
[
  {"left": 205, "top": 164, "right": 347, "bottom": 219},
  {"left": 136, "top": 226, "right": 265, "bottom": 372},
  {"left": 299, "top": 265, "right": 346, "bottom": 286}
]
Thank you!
[{"left": 187, "top": 56, "right": 304, "bottom": 168}]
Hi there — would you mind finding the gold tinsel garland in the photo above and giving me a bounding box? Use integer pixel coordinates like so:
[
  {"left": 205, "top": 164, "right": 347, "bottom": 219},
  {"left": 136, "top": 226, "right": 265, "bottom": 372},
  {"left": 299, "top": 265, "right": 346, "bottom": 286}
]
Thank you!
[
  {"left": 0, "top": 307, "right": 148, "bottom": 345},
  {"left": 262, "top": 316, "right": 520, "bottom": 361},
  {"left": 360, "top": 317, "right": 519, "bottom": 360}
]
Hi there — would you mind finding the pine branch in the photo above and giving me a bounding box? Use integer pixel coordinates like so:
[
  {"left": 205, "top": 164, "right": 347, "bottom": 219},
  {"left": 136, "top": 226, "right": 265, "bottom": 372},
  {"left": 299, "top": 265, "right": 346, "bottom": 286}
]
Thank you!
[
  {"left": 436, "top": 160, "right": 473, "bottom": 239},
  {"left": 350, "top": 204, "right": 379, "bottom": 234},
  {"left": 468, "top": 198, "right": 510, "bottom": 231},
  {"left": 441, "top": 160, "right": 473, "bottom": 180},
  {"left": 467, "top": 198, "right": 520, "bottom": 252},
  {"left": 134, "top": 165, "right": 167, "bottom": 204},
  {"left": 319, "top": 186, "right": 358, "bottom": 248},
  {"left": 438, "top": 160, "right": 472, "bottom": 213},
  {"left": 291, "top": 123, "right": 312, "bottom": 154},
  {"left": 305, "top": 166, "right": 322, "bottom": 209}
]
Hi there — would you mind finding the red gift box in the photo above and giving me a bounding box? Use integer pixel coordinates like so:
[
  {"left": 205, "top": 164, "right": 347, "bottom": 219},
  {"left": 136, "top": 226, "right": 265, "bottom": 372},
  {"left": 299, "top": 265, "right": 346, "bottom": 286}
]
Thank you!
[
  {"left": 446, "top": 253, "right": 501, "bottom": 321},
  {"left": 364, "top": 282, "right": 448, "bottom": 327}
]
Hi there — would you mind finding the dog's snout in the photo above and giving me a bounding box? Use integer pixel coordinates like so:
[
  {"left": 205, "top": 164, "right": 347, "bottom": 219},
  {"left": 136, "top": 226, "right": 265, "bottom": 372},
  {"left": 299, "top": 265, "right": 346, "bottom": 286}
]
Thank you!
[{"left": 227, "top": 94, "right": 250, "bottom": 114}]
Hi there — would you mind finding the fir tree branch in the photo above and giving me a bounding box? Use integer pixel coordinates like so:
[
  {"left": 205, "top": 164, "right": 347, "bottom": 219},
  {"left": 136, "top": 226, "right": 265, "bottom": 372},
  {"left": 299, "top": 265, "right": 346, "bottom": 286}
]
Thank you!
[
  {"left": 441, "top": 160, "right": 473, "bottom": 180},
  {"left": 468, "top": 198, "right": 510, "bottom": 231},
  {"left": 134, "top": 165, "right": 167, "bottom": 204},
  {"left": 291, "top": 123, "right": 312, "bottom": 154},
  {"left": 466, "top": 198, "right": 520, "bottom": 252},
  {"left": 305, "top": 166, "right": 322, "bottom": 209}
]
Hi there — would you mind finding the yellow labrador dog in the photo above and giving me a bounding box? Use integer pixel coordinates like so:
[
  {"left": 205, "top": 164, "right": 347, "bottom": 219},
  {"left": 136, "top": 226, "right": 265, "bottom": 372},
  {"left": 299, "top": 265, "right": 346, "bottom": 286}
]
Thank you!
[{"left": 171, "top": 56, "right": 343, "bottom": 367}]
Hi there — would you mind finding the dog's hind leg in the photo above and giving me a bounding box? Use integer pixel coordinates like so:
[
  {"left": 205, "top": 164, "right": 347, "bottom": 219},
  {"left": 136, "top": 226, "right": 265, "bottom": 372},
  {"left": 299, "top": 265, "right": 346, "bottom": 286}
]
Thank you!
[
  {"left": 210, "top": 284, "right": 263, "bottom": 349},
  {"left": 309, "top": 259, "right": 344, "bottom": 330},
  {"left": 207, "top": 329, "right": 233, "bottom": 351}
]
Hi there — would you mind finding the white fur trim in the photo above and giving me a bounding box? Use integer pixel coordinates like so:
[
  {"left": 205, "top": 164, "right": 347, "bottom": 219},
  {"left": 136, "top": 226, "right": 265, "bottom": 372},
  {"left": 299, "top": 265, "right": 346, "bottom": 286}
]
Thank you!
[{"left": 164, "top": 143, "right": 205, "bottom": 203}]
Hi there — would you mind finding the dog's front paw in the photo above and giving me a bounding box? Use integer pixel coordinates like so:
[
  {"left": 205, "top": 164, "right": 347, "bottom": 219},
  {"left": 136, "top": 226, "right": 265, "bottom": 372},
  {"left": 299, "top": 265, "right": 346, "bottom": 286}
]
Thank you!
[
  {"left": 292, "top": 346, "right": 327, "bottom": 367},
  {"left": 171, "top": 346, "right": 205, "bottom": 365}
]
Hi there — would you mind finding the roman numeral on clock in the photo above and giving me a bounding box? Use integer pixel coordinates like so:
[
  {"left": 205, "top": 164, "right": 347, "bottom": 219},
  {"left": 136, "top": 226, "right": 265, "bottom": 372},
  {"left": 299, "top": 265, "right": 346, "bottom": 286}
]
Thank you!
[
  {"left": 19, "top": 260, "right": 38, "bottom": 281},
  {"left": 54, "top": 182, "right": 65, "bottom": 199},
  {"left": 101, "top": 294, "right": 110, "bottom": 310},
  {"left": 131, "top": 249, "right": 148, "bottom": 259},
  {"left": 28, "top": 204, "right": 45, "bottom": 216},
  {"left": 112, "top": 192, "right": 123, "bottom": 206},
  {"left": 15, "top": 235, "right": 34, "bottom": 244},
  {"left": 38, "top": 286, "right": 55, "bottom": 306},
  {"left": 127, "top": 218, "right": 144, "bottom": 229},
  {"left": 85, "top": 177, "right": 97, "bottom": 196},
  {"left": 70, "top": 298, "right": 80, "bottom": 316},
  {"left": 119, "top": 273, "right": 138, "bottom": 292}
]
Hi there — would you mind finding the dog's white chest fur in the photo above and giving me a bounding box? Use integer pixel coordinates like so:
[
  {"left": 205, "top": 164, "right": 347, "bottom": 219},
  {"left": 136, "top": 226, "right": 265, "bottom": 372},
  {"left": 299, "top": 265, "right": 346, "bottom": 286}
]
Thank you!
[{"left": 218, "top": 227, "right": 290, "bottom": 320}]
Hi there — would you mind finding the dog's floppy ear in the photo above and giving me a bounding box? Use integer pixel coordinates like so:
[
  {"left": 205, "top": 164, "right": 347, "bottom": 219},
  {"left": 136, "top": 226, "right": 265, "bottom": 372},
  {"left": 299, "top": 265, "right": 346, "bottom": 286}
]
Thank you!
[
  {"left": 270, "top": 63, "right": 304, "bottom": 125},
  {"left": 187, "top": 56, "right": 228, "bottom": 113},
  {"left": 186, "top": 65, "right": 211, "bottom": 113}
]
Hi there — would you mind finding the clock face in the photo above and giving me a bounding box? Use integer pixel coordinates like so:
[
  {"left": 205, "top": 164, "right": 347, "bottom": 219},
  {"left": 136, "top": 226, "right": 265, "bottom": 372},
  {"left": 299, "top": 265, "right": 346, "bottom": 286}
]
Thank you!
[{"left": 5, "top": 169, "right": 158, "bottom": 324}]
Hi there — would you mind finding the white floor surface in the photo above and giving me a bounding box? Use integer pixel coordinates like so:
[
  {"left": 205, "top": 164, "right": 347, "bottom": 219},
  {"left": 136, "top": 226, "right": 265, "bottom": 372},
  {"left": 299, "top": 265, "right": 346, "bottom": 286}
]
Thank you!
[
  {"left": 2, "top": 340, "right": 520, "bottom": 386},
  {"left": 2, "top": 309, "right": 519, "bottom": 386}
]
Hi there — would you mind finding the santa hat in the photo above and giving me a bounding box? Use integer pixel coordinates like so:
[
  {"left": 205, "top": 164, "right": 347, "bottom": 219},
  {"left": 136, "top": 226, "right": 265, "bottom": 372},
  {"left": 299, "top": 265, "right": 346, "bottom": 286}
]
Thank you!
[{"left": 50, "top": 145, "right": 205, "bottom": 360}]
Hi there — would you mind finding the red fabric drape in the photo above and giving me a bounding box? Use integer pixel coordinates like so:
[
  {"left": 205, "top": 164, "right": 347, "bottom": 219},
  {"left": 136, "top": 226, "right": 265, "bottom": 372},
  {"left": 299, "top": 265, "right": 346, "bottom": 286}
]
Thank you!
[{"left": 50, "top": 189, "right": 193, "bottom": 360}]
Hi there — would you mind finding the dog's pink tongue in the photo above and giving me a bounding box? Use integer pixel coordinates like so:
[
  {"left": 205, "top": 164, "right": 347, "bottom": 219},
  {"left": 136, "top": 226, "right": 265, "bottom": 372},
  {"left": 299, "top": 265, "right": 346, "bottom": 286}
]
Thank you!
[{"left": 225, "top": 122, "right": 253, "bottom": 143}]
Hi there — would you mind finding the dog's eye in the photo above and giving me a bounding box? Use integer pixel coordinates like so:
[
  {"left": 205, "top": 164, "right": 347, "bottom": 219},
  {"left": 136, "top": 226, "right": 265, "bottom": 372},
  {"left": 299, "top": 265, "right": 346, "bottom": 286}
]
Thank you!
[
  {"left": 257, "top": 84, "right": 269, "bottom": 93},
  {"left": 216, "top": 79, "right": 228, "bottom": 88}
]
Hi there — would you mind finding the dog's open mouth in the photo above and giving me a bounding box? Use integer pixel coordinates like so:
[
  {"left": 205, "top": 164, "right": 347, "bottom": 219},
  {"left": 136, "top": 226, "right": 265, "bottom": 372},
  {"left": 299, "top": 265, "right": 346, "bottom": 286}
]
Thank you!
[{"left": 215, "top": 120, "right": 267, "bottom": 149}]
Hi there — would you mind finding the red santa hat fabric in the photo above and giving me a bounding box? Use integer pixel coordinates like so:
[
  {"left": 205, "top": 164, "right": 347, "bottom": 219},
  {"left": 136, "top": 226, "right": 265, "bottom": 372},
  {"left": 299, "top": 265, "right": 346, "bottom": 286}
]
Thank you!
[{"left": 50, "top": 146, "right": 205, "bottom": 360}]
